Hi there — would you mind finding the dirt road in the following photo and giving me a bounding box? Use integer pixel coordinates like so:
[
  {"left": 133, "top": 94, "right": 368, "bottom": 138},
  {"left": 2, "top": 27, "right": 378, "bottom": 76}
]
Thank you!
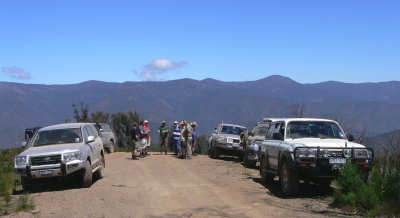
[{"left": 8, "top": 152, "right": 347, "bottom": 218}]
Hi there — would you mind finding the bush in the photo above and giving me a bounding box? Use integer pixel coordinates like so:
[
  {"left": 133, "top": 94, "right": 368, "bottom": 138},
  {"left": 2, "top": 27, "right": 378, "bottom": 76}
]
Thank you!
[{"left": 333, "top": 162, "right": 379, "bottom": 212}]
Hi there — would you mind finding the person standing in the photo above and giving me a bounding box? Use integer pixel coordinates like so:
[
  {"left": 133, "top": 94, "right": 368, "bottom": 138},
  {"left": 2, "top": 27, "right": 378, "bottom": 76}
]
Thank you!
[
  {"left": 190, "top": 122, "right": 197, "bottom": 155},
  {"left": 158, "top": 120, "right": 169, "bottom": 154},
  {"left": 182, "top": 120, "right": 193, "bottom": 159},
  {"left": 143, "top": 120, "right": 151, "bottom": 156},
  {"left": 172, "top": 121, "right": 181, "bottom": 156},
  {"left": 130, "top": 122, "right": 140, "bottom": 160},
  {"left": 179, "top": 121, "right": 187, "bottom": 159},
  {"left": 139, "top": 120, "right": 148, "bottom": 157}
]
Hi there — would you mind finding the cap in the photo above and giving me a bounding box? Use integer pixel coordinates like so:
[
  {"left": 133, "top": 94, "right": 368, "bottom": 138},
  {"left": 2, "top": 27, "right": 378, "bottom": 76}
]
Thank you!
[
  {"left": 174, "top": 121, "right": 178, "bottom": 124},
  {"left": 144, "top": 120, "right": 149, "bottom": 123},
  {"left": 190, "top": 122, "right": 197, "bottom": 127},
  {"left": 162, "top": 120, "right": 166, "bottom": 124}
]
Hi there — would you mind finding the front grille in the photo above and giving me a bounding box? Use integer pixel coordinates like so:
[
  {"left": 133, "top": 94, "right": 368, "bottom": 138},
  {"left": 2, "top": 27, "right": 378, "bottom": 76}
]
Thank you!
[
  {"left": 327, "top": 150, "right": 344, "bottom": 157},
  {"left": 30, "top": 155, "right": 62, "bottom": 166}
]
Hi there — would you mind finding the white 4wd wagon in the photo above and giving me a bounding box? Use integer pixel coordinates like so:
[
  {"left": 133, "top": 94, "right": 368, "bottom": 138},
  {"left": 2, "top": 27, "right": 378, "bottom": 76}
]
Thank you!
[
  {"left": 14, "top": 123, "right": 105, "bottom": 190},
  {"left": 259, "top": 118, "right": 374, "bottom": 195}
]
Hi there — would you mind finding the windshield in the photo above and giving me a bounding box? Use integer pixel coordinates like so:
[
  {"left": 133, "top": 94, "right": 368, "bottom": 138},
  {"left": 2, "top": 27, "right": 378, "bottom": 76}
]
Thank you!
[
  {"left": 254, "top": 125, "right": 269, "bottom": 136},
  {"left": 31, "top": 128, "right": 82, "bottom": 147},
  {"left": 286, "top": 121, "right": 345, "bottom": 139},
  {"left": 220, "top": 125, "right": 246, "bottom": 135}
]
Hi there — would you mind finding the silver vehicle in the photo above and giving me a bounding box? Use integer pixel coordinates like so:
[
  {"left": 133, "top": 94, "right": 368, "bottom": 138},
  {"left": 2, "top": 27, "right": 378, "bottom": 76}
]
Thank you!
[
  {"left": 259, "top": 118, "right": 374, "bottom": 195},
  {"left": 208, "top": 124, "right": 247, "bottom": 159},
  {"left": 241, "top": 119, "right": 272, "bottom": 168},
  {"left": 94, "top": 123, "right": 116, "bottom": 153},
  {"left": 14, "top": 123, "right": 105, "bottom": 190}
]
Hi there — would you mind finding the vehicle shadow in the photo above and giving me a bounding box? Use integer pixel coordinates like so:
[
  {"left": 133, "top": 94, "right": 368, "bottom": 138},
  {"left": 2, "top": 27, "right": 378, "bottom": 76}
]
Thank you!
[
  {"left": 216, "top": 155, "right": 241, "bottom": 163},
  {"left": 251, "top": 178, "right": 333, "bottom": 199},
  {"left": 14, "top": 175, "right": 102, "bottom": 195}
]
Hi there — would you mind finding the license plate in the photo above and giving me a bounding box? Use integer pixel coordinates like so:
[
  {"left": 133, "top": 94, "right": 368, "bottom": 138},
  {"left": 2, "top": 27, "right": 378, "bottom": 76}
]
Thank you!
[
  {"left": 329, "top": 158, "right": 346, "bottom": 164},
  {"left": 232, "top": 143, "right": 240, "bottom": 148},
  {"left": 39, "top": 170, "right": 53, "bottom": 176}
]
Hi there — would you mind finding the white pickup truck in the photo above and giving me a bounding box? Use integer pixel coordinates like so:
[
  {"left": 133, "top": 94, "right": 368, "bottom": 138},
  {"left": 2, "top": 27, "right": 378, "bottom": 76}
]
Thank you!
[{"left": 259, "top": 118, "right": 374, "bottom": 195}]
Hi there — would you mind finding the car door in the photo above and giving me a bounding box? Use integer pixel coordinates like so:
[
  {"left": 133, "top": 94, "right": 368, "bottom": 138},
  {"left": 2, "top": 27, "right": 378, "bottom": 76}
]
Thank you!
[
  {"left": 266, "top": 122, "right": 284, "bottom": 169},
  {"left": 83, "top": 125, "right": 99, "bottom": 166},
  {"left": 89, "top": 124, "right": 102, "bottom": 165}
]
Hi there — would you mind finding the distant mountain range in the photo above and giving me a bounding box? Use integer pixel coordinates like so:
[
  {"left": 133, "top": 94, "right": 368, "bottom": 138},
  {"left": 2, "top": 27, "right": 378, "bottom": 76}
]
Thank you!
[{"left": 1, "top": 75, "right": 400, "bottom": 148}]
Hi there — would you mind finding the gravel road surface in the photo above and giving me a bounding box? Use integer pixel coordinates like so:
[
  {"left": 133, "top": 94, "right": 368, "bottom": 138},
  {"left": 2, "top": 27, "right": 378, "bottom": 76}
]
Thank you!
[{"left": 8, "top": 152, "right": 347, "bottom": 218}]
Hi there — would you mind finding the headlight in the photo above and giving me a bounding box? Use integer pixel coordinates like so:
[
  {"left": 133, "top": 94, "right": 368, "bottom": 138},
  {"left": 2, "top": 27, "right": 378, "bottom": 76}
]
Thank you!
[
  {"left": 227, "top": 138, "right": 234, "bottom": 144},
  {"left": 320, "top": 149, "right": 329, "bottom": 158},
  {"left": 343, "top": 149, "right": 352, "bottom": 158},
  {"left": 15, "top": 156, "right": 27, "bottom": 167},
  {"left": 217, "top": 137, "right": 227, "bottom": 144},
  {"left": 354, "top": 149, "right": 371, "bottom": 159},
  {"left": 295, "top": 148, "right": 317, "bottom": 158},
  {"left": 63, "top": 151, "right": 82, "bottom": 163}
]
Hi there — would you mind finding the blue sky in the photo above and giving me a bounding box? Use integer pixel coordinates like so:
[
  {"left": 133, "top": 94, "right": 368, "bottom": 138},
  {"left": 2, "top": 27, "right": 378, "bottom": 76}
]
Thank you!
[{"left": 0, "top": 0, "right": 399, "bottom": 84}]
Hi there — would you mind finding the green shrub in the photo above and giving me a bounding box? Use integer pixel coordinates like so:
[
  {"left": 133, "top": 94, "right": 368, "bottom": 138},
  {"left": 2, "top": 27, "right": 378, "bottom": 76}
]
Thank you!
[
  {"left": 333, "top": 162, "right": 380, "bottom": 212},
  {"left": 16, "top": 193, "right": 34, "bottom": 211}
]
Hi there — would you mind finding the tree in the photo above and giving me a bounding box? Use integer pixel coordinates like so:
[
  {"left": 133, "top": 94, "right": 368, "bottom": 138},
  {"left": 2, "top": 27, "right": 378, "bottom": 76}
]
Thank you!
[
  {"left": 292, "top": 103, "right": 307, "bottom": 118},
  {"left": 72, "top": 102, "right": 90, "bottom": 122}
]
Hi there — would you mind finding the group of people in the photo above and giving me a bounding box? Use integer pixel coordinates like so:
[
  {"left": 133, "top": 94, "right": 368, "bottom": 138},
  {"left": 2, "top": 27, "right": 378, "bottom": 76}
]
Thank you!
[{"left": 130, "top": 119, "right": 197, "bottom": 160}]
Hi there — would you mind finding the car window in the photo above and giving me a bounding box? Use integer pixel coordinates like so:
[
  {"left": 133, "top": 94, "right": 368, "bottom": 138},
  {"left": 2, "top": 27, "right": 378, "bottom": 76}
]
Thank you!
[
  {"left": 286, "top": 121, "right": 346, "bottom": 139},
  {"left": 266, "top": 123, "right": 276, "bottom": 139},
  {"left": 82, "top": 126, "right": 90, "bottom": 140},
  {"left": 100, "top": 124, "right": 112, "bottom": 132},
  {"left": 31, "top": 128, "right": 82, "bottom": 147},
  {"left": 220, "top": 125, "right": 246, "bottom": 135},
  {"left": 254, "top": 125, "right": 269, "bottom": 136},
  {"left": 88, "top": 125, "right": 98, "bottom": 138}
]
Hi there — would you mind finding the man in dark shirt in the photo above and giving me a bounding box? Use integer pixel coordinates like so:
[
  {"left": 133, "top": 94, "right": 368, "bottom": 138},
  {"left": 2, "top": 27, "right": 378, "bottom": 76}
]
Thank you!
[
  {"left": 130, "top": 122, "right": 140, "bottom": 160},
  {"left": 158, "top": 120, "right": 169, "bottom": 154}
]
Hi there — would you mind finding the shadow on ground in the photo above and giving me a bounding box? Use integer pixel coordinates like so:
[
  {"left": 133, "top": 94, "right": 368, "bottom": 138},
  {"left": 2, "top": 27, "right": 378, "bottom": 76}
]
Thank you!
[
  {"left": 14, "top": 174, "right": 102, "bottom": 195},
  {"left": 251, "top": 177, "right": 333, "bottom": 199}
]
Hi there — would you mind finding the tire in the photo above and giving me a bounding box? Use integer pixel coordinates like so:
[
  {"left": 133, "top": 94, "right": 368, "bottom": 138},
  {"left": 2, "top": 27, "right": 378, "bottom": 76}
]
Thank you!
[
  {"left": 260, "top": 156, "right": 274, "bottom": 183},
  {"left": 82, "top": 160, "right": 93, "bottom": 188},
  {"left": 94, "top": 155, "right": 105, "bottom": 180},
  {"left": 316, "top": 178, "right": 332, "bottom": 192},
  {"left": 244, "top": 149, "right": 256, "bottom": 168},
  {"left": 108, "top": 141, "right": 115, "bottom": 153},
  {"left": 211, "top": 143, "right": 220, "bottom": 159},
  {"left": 21, "top": 176, "right": 32, "bottom": 191},
  {"left": 208, "top": 143, "right": 213, "bottom": 157},
  {"left": 280, "top": 161, "right": 299, "bottom": 196}
]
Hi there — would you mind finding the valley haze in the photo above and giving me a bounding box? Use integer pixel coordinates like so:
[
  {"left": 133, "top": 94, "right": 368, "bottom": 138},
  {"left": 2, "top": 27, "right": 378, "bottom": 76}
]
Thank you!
[{"left": 1, "top": 75, "right": 400, "bottom": 149}]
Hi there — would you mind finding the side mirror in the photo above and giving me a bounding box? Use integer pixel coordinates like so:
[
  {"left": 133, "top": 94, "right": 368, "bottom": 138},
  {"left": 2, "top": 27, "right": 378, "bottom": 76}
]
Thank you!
[
  {"left": 87, "top": 136, "right": 95, "bottom": 143},
  {"left": 347, "top": 134, "right": 354, "bottom": 142},
  {"left": 99, "top": 128, "right": 104, "bottom": 132},
  {"left": 272, "top": 133, "right": 283, "bottom": 140},
  {"left": 213, "top": 130, "right": 218, "bottom": 134},
  {"left": 21, "top": 141, "right": 27, "bottom": 148}
]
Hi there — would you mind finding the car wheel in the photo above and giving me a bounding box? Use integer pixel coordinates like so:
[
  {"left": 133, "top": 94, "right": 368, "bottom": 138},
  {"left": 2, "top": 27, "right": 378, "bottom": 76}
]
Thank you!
[
  {"left": 94, "top": 155, "right": 105, "bottom": 180},
  {"left": 208, "top": 143, "right": 213, "bottom": 157},
  {"left": 316, "top": 178, "right": 332, "bottom": 192},
  {"left": 21, "top": 176, "right": 32, "bottom": 191},
  {"left": 82, "top": 160, "right": 93, "bottom": 188},
  {"left": 211, "top": 143, "right": 220, "bottom": 159},
  {"left": 108, "top": 141, "right": 115, "bottom": 153},
  {"left": 280, "top": 161, "right": 299, "bottom": 195},
  {"left": 260, "top": 156, "right": 274, "bottom": 183}
]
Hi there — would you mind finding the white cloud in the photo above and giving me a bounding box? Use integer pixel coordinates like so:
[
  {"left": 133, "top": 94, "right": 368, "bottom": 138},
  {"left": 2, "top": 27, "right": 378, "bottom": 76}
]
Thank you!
[
  {"left": 1, "top": 66, "right": 32, "bottom": 80},
  {"left": 134, "top": 58, "right": 188, "bottom": 81}
]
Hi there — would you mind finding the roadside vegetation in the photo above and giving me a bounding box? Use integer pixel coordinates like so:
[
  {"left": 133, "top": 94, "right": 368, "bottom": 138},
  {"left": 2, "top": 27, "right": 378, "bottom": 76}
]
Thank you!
[
  {"left": 0, "top": 148, "right": 34, "bottom": 215},
  {"left": 333, "top": 140, "right": 400, "bottom": 216},
  {"left": 67, "top": 102, "right": 141, "bottom": 148}
]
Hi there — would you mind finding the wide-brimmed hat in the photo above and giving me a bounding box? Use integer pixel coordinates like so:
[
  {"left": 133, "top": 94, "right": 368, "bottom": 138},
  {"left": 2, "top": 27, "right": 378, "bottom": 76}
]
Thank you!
[{"left": 190, "top": 122, "right": 197, "bottom": 127}]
